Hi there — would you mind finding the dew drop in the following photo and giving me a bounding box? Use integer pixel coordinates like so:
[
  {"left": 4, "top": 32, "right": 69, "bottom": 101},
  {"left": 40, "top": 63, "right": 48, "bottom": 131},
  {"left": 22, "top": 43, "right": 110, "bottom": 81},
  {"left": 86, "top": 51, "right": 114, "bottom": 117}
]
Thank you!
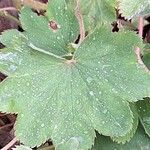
[
  {"left": 102, "top": 121, "right": 105, "bottom": 124},
  {"left": 96, "top": 98, "right": 99, "bottom": 101},
  {"left": 99, "top": 91, "right": 102, "bottom": 95},
  {"left": 26, "top": 82, "right": 30, "bottom": 86},
  {"left": 76, "top": 100, "right": 80, "bottom": 104},
  {"left": 103, "top": 109, "right": 108, "bottom": 114},
  {"left": 89, "top": 91, "right": 94, "bottom": 96},
  {"left": 9, "top": 65, "right": 17, "bottom": 72},
  {"left": 86, "top": 77, "right": 93, "bottom": 83},
  {"left": 57, "top": 36, "right": 60, "bottom": 40},
  {"left": 84, "top": 131, "right": 88, "bottom": 134},
  {"left": 21, "top": 114, "right": 24, "bottom": 117},
  {"left": 54, "top": 125, "right": 58, "bottom": 130},
  {"left": 41, "top": 123, "right": 45, "bottom": 127},
  {"left": 105, "top": 79, "right": 108, "bottom": 82}
]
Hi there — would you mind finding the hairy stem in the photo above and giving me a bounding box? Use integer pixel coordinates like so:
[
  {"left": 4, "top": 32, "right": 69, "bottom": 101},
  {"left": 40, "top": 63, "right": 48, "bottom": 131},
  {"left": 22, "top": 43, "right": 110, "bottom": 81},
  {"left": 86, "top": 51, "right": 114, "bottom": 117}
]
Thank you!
[
  {"left": 135, "top": 16, "right": 149, "bottom": 72},
  {"left": 75, "top": 0, "right": 85, "bottom": 45},
  {"left": 0, "top": 11, "right": 21, "bottom": 26},
  {"left": 21, "top": 0, "right": 47, "bottom": 11},
  {"left": 0, "top": 7, "right": 17, "bottom": 11},
  {"left": 1, "top": 137, "right": 18, "bottom": 150},
  {"left": 0, "top": 122, "right": 14, "bottom": 130},
  {"left": 138, "top": 16, "right": 144, "bottom": 38}
]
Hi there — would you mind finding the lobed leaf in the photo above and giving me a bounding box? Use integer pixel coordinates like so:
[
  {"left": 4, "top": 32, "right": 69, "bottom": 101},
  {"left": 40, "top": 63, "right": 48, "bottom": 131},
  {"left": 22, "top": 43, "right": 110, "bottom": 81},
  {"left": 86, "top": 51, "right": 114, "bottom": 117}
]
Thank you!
[
  {"left": 20, "top": 0, "right": 79, "bottom": 56},
  {"left": 92, "top": 125, "right": 150, "bottom": 150},
  {"left": 111, "top": 104, "right": 139, "bottom": 144},
  {"left": 137, "top": 98, "right": 150, "bottom": 137},
  {"left": 143, "top": 44, "right": 150, "bottom": 70},
  {"left": 0, "top": 2, "right": 150, "bottom": 150},
  {"left": 67, "top": 0, "right": 116, "bottom": 31},
  {"left": 118, "top": 0, "right": 150, "bottom": 19},
  {"left": 82, "top": 0, "right": 116, "bottom": 28}
]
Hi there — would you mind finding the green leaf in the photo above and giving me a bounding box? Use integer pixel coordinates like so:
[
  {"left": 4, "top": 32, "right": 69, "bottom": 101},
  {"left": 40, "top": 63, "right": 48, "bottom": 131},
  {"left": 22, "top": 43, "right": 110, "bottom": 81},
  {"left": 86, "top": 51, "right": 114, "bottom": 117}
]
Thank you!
[
  {"left": 0, "top": 5, "right": 150, "bottom": 150},
  {"left": 12, "top": 145, "right": 32, "bottom": 150},
  {"left": 0, "top": 26, "right": 149, "bottom": 149},
  {"left": 137, "top": 98, "right": 150, "bottom": 137},
  {"left": 118, "top": 0, "right": 150, "bottom": 19},
  {"left": 81, "top": 0, "right": 116, "bottom": 27},
  {"left": 92, "top": 125, "right": 150, "bottom": 150},
  {"left": 143, "top": 44, "right": 150, "bottom": 70},
  {"left": 111, "top": 104, "right": 139, "bottom": 144},
  {"left": 20, "top": 1, "right": 79, "bottom": 56},
  {"left": 67, "top": 0, "right": 116, "bottom": 31},
  {"left": 0, "top": 30, "right": 132, "bottom": 149}
]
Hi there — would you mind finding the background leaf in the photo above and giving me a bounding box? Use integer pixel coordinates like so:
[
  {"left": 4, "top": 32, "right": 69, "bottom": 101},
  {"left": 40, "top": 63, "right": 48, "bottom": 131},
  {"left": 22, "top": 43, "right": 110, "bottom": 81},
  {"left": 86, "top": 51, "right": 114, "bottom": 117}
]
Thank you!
[
  {"left": 92, "top": 125, "right": 150, "bottom": 150},
  {"left": 20, "top": 0, "right": 79, "bottom": 56},
  {"left": 111, "top": 104, "right": 139, "bottom": 144},
  {"left": 137, "top": 98, "right": 150, "bottom": 137},
  {"left": 66, "top": 0, "right": 116, "bottom": 31},
  {"left": 81, "top": 0, "right": 116, "bottom": 29},
  {"left": 118, "top": 0, "right": 150, "bottom": 19},
  {"left": 143, "top": 44, "right": 150, "bottom": 70}
]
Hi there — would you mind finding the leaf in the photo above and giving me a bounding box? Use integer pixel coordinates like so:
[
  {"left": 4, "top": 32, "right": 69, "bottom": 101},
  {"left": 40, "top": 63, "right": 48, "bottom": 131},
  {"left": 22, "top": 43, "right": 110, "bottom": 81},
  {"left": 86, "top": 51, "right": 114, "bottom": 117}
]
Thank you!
[
  {"left": 0, "top": 5, "right": 150, "bottom": 150},
  {"left": 67, "top": 0, "right": 116, "bottom": 31},
  {"left": 12, "top": 145, "right": 32, "bottom": 150},
  {"left": 92, "top": 125, "right": 150, "bottom": 150},
  {"left": 137, "top": 98, "right": 150, "bottom": 137},
  {"left": 143, "top": 44, "right": 150, "bottom": 70},
  {"left": 111, "top": 104, "right": 139, "bottom": 144},
  {"left": 118, "top": 0, "right": 150, "bottom": 19},
  {"left": 82, "top": 0, "right": 116, "bottom": 26},
  {"left": 20, "top": 1, "right": 79, "bottom": 56}
]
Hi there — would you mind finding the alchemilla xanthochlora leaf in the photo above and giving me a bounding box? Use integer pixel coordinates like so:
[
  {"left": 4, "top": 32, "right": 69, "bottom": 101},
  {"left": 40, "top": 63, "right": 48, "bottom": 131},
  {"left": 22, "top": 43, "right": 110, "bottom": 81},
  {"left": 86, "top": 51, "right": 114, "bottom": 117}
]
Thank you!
[
  {"left": 137, "top": 98, "right": 150, "bottom": 137},
  {"left": 143, "top": 44, "right": 150, "bottom": 70},
  {"left": 92, "top": 125, "right": 150, "bottom": 150},
  {"left": 67, "top": 0, "right": 116, "bottom": 30},
  {"left": 111, "top": 104, "right": 139, "bottom": 144},
  {"left": 0, "top": 0, "right": 150, "bottom": 149},
  {"left": 82, "top": 0, "right": 116, "bottom": 30},
  {"left": 20, "top": 0, "right": 79, "bottom": 56},
  {"left": 118, "top": 0, "right": 150, "bottom": 19}
]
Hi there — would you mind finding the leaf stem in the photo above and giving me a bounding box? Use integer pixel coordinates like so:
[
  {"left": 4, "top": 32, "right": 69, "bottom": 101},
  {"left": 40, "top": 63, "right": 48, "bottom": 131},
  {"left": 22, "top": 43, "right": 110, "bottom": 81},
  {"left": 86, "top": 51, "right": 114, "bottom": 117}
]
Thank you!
[
  {"left": 1, "top": 137, "right": 18, "bottom": 150},
  {"left": 138, "top": 16, "right": 144, "bottom": 38},
  {"left": 135, "top": 16, "right": 149, "bottom": 72},
  {"left": 21, "top": 0, "right": 47, "bottom": 11},
  {"left": 0, "top": 7, "right": 21, "bottom": 26},
  {"left": 75, "top": 0, "right": 85, "bottom": 45},
  {"left": 0, "top": 11, "right": 21, "bottom": 26},
  {"left": 0, "top": 7, "right": 17, "bottom": 12},
  {"left": 0, "top": 122, "right": 14, "bottom": 130}
]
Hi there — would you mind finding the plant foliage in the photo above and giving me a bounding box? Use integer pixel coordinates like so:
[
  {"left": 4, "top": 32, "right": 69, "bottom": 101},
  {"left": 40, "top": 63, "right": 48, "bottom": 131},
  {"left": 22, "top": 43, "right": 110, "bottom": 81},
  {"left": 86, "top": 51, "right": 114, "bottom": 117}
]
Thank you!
[
  {"left": 92, "top": 125, "right": 150, "bottom": 150},
  {"left": 118, "top": 0, "right": 150, "bottom": 19},
  {"left": 0, "top": 0, "right": 150, "bottom": 149}
]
